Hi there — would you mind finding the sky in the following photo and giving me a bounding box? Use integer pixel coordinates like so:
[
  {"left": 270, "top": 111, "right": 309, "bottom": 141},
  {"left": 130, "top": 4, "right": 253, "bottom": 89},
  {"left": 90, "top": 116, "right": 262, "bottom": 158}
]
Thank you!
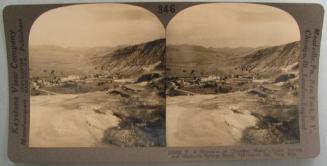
[
  {"left": 167, "top": 3, "right": 300, "bottom": 48},
  {"left": 30, "top": 3, "right": 300, "bottom": 48},
  {"left": 29, "top": 4, "right": 165, "bottom": 48}
]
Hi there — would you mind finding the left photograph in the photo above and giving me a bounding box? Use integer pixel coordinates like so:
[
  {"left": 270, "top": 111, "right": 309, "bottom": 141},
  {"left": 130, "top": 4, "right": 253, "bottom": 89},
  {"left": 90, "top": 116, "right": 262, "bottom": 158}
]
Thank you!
[{"left": 29, "top": 4, "right": 166, "bottom": 147}]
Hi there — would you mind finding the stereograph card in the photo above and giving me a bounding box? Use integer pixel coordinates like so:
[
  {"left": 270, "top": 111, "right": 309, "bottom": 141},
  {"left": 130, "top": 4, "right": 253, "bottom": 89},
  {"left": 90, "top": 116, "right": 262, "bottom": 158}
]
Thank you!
[{"left": 2, "top": 1, "right": 324, "bottom": 163}]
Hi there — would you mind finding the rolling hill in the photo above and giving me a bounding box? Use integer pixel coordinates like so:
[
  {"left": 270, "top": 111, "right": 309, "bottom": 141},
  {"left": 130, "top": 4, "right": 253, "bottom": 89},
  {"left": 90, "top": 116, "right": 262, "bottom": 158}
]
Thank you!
[{"left": 92, "top": 39, "right": 166, "bottom": 77}]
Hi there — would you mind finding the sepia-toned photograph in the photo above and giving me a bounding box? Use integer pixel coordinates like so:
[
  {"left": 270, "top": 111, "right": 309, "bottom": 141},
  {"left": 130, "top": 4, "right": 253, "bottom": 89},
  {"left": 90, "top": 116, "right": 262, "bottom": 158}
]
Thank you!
[
  {"left": 29, "top": 2, "right": 301, "bottom": 148},
  {"left": 29, "top": 4, "right": 166, "bottom": 147},
  {"left": 166, "top": 3, "right": 301, "bottom": 147}
]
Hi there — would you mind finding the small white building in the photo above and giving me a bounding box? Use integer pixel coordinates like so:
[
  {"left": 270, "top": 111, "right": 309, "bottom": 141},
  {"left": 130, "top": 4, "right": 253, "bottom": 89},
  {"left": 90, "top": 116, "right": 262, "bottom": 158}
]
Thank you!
[
  {"left": 61, "top": 75, "right": 80, "bottom": 82},
  {"left": 201, "top": 75, "right": 220, "bottom": 82}
]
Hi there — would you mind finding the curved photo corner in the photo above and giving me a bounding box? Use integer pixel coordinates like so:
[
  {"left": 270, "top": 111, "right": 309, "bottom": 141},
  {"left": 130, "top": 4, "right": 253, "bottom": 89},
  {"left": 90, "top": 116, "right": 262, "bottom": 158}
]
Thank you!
[
  {"left": 28, "top": 3, "right": 166, "bottom": 148},
  {"left": 165, "top": 3, "right": 301, "bottom": 147}
]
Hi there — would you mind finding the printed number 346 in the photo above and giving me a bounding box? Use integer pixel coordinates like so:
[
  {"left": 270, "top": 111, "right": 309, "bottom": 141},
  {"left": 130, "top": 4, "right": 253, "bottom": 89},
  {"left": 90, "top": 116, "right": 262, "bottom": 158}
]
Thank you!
[{"left": 158, "top": 5, "right": 176, "bottom": 14}]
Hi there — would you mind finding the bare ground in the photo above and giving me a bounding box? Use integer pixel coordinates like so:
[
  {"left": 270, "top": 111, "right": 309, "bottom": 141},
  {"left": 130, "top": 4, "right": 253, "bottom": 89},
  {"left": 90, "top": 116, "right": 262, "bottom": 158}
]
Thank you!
[
  {"left": 167, "top": 92, "right": 259, "bottom": 147},
  {"left": 29, "top": 91, "right": 120, "bottom": 147}
]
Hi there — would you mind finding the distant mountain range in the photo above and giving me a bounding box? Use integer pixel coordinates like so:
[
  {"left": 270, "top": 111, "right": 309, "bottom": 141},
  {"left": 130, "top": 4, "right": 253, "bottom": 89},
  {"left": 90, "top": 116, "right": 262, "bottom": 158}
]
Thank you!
[
  {"left": 29, "top": 39, "right": 165, "bottom": 78},
  {"left": 30, "top": 39, "right": 299, "bottom": 79},
  {"left": 167, "top": 41, "right": 300, "bottom": 77},
  {"left": 29, "top": 45, "right": 112, "bottom": 77}
]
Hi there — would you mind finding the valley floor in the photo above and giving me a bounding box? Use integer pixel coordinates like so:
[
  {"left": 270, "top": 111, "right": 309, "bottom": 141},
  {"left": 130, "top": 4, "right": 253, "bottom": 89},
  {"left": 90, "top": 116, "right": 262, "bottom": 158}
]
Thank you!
[
  {"left": 166, "top": 83, "right": 299, "bottom": 146},
  {"left": 29, "top": 79, "right": 298, "bottom": 147}
]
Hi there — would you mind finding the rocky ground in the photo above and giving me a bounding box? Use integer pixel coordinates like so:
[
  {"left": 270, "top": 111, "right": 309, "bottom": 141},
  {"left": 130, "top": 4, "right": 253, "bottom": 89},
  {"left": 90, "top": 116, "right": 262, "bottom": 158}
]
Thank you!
[
  {"left": 166, "top": 76, "right": 299, "bottom": 146},
  {"left": 103, "top": 73, "right": 166, "bottom": 147}
]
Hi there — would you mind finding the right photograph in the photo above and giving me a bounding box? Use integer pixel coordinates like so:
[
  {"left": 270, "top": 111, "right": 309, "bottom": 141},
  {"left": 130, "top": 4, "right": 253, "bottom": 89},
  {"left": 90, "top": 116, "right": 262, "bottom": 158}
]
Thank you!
[{"left": 166, "top": 3, "right": 301, "bottom": 147}]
